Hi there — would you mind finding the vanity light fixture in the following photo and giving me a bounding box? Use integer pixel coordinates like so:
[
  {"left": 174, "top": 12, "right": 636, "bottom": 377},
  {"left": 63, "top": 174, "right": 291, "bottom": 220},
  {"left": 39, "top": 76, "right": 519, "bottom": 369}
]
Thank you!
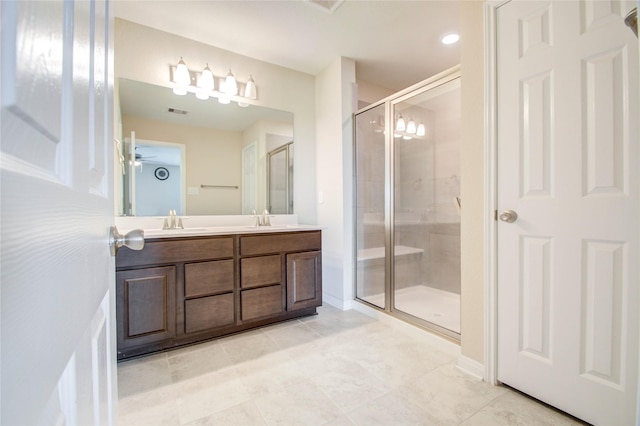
[
  {"left": 396, "top": 114, "right": 406, "bottom": 132},
  {"left": 173, "top": 57, "right": 191, "bottom": 95},
  {"left": 170, "top": 58, "right": 257, "bottom": 105},
  {"left": 416, "top": 122, "right": 426, "bottom": 137},
  {"left": 244, "top": 75, "right": 257, "bottom": 100},
  {"left": 224, "top": 69, "right": 238, "bottom": 97},
  {"left": 406, "top": 118, "right": 417, "bottom": 134},
  {"left": 196, "top": 63, "right": 215, "bottom": 100}
]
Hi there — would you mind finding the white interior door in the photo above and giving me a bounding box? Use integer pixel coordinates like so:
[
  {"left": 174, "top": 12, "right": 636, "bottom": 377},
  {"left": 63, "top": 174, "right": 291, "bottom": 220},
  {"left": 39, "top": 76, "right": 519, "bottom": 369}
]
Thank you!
[
  {"left": 496, "top": 1, "right": 639, "bottom": 424},
  {"left": 1, "top": 0, "right": 116, "bottom": 424}
]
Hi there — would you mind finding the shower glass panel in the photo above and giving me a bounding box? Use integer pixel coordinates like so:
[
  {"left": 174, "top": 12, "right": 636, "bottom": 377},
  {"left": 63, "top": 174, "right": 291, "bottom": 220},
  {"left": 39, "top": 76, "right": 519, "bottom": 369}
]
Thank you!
[
  {"left": 267, "top": 142, "right": 293, "bottom": 214},
  {"left": 354, "top": 103, "right": 386, "bottom": 309},
  {"left": 392, "top": 78, "right": 461, "bottom": 334}
]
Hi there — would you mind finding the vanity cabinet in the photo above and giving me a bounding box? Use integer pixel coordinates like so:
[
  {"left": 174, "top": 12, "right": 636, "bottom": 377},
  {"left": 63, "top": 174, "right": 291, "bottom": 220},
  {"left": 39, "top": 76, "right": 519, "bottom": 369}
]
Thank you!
[
  {"left": 287, "top": 251, "right": 322, "bottom": 311},
  {"left": 238, "top": 232, "right": 322, "bottom": 320},
  {"left": 116, "top": 266, "right": 177, "bottom": 352},
  {"left": 115, "top": 230, "right": 321, "bottom": 359}
]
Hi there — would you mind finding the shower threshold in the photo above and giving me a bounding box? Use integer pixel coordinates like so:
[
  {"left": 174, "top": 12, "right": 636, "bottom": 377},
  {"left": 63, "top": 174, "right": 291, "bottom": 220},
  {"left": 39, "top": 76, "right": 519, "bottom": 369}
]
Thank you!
[{"left": 363, "top": 285, "right": 460, "bottom": 334}]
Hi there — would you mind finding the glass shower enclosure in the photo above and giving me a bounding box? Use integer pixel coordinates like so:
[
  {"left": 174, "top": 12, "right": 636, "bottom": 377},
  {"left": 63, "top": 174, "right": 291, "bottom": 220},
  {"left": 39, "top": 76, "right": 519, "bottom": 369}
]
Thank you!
[{"left": 354, "top": 68, "right": 461, "bottom": 339}]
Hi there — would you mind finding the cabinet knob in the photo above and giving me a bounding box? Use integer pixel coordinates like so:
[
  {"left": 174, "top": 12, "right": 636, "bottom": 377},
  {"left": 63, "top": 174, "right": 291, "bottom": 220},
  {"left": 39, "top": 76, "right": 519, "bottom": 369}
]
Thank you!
[{"left": 109, "top": 226, "right": 145, "bottom": 256}]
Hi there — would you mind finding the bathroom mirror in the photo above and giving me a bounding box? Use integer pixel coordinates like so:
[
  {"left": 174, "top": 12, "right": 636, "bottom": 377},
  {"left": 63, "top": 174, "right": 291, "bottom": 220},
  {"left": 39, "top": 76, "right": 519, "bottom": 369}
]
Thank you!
[{"left": 117, "top": 78, "right": 294, "bottom": 216}]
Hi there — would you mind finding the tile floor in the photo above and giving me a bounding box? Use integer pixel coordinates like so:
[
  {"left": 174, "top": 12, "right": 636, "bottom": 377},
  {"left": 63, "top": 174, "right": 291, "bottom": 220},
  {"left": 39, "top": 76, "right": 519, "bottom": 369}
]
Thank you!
[{"left": 118, "top": 305, "right": 583, "bottom": 426}]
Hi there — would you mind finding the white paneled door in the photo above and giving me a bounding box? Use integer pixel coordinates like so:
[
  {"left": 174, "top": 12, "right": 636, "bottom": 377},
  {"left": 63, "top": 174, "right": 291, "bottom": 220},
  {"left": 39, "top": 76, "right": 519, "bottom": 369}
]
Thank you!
[
  {"left": 496, "top": 0, "right": 639, "bottom": 424},
  {"left": 1, "top": 0, "right": 116, "bottom": 424}
]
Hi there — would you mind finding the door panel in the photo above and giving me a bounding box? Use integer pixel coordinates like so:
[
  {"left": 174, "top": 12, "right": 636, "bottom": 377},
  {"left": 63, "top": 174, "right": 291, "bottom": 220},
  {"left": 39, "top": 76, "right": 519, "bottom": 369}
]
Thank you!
[
  {"left": 496, "top": 1, "right": 638, "bottom": 424},
  {"left": 286, "top": 251, "right": 322, "bottom": 311},
  {"left": 354, "top": 103, "right": 387, "bottom": 308},
  {"left": 1, "top": 0, "right": 115, "bottom": 424}
]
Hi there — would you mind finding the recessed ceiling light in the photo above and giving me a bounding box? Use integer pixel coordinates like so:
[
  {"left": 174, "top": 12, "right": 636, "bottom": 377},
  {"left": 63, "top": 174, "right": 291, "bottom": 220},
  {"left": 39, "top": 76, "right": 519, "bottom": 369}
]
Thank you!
[{"left": 441, "top": 33, "right": 460, "bottom": 45}]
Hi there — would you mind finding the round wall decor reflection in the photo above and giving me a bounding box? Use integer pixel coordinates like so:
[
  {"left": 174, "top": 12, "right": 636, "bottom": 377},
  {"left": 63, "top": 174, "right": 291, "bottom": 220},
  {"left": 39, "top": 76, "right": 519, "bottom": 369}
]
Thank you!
[{"left": 154, "top": 167, "right": 169, "bottom": 181}]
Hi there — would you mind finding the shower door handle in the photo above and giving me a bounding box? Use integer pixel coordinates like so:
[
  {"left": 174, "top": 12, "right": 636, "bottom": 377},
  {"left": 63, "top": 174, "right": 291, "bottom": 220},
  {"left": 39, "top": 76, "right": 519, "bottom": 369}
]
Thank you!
[{"left": 499, "top": 210, "right": 518, "bottom": 223}]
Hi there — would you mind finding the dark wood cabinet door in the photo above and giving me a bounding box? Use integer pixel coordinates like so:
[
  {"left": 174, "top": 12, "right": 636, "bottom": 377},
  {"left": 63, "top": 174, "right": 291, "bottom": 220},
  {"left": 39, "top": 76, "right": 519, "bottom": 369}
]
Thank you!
[
  {"left": 286, "top": 251, "right": 322, "bottom": 311},
  {"left": 116, "top": 266, "right": 176, "bottom": 354}
]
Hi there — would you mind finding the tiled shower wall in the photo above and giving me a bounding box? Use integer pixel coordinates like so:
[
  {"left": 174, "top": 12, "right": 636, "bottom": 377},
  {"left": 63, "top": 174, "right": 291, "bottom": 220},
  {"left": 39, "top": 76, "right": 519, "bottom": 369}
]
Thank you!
[{"left": 394, "top": 91, "right": 461, "bottom": 294}]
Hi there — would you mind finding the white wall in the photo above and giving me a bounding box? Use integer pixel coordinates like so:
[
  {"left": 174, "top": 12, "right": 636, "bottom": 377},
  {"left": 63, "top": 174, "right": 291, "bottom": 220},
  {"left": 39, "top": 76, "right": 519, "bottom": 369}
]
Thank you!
[
  {"left": 115, "top": 19, "right": 316, "bottom": 223},
  {"left": 356, "top": 79, "right": 394, "bottom": 109},
  {"left": 460, "top": 1, "right": 485, "bottom": 364},
  {"left": 122, "top": 115, "right": 243, "bottom": 215},
  {"left": 135, "top": 164, "right": 181, "bottom": 216},
  {"left": 316, "top": 57, "right": 356, "bottom": 309}
]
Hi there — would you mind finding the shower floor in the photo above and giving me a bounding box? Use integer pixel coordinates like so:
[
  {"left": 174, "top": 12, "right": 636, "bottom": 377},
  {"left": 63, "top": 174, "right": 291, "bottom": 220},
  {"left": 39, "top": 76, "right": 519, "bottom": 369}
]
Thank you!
[{"left": 363, "top": 285, "right": 460, "bottom": 334}]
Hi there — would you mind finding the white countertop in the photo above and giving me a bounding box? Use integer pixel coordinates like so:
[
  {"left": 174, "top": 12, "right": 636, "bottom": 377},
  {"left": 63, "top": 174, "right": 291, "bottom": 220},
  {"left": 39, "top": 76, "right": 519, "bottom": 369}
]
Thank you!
[{"left": 138, "top": 224, "right": 322, "bottom": 239}]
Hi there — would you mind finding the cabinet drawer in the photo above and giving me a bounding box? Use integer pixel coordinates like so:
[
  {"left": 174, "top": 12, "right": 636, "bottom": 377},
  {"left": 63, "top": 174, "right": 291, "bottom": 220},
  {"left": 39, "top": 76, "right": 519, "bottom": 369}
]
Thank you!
[
  {"left": 240, "top": 255, "right": 281, "bottom": 289},
  {"left": 239, "top": 231, "right": 321, "bottom": 256},
  {"left": 241, "top": 285, "right": 283, "bottom": 321},
  {"left": 185, "top": 260, "right": 234, "bottom": 298},
  {"left": 184, "top": 294, "right": 235, "bottom": 334},
  {"left": 117, "top": 237, "right": 233, "bottom": 268}
]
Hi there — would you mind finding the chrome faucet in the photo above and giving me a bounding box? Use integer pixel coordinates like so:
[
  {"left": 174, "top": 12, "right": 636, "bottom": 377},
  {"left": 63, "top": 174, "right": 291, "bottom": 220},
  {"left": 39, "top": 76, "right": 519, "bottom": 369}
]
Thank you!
[
  {"left": 162, "top": 210, "right": 184, "bottom": 230},
  {"left": 262, "top": 209, "right": 272, "bottom": 227},
  {"left": 251, "top": 209, "right": 272, "bottom": 227}
]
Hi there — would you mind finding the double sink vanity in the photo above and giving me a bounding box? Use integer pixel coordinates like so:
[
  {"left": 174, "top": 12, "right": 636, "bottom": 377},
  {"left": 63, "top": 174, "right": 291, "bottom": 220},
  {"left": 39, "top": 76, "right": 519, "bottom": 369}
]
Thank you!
[{"left": 114, "top": 219, "right": 322, "bottom": 360}]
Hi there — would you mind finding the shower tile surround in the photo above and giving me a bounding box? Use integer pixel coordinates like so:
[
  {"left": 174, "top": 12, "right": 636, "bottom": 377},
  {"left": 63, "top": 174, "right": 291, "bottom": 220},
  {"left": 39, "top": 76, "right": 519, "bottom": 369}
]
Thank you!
[{"left": 118, "top": 305, "right": 584, "bottom": 425}]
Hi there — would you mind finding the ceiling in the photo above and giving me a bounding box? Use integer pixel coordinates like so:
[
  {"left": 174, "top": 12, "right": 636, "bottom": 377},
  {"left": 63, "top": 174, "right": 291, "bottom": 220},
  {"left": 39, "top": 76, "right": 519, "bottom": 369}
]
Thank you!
[{"left": 113, "top": 0, "right": 462, "bottom": 92}]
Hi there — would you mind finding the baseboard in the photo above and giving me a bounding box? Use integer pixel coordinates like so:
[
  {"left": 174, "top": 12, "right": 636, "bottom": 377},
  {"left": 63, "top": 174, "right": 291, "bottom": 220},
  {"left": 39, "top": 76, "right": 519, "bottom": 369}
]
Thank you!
[
  {"left": 322, "top": 293, "right": 352, "bottom": 311},
  {"left": 456, "top": 355, "right": 485, "bottom": 380}
]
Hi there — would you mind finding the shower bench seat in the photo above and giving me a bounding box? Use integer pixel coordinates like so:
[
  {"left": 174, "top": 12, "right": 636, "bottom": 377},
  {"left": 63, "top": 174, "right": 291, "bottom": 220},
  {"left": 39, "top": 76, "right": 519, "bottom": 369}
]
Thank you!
[{"left": 357, "top": 245, "right": 424, "bottom": 262}]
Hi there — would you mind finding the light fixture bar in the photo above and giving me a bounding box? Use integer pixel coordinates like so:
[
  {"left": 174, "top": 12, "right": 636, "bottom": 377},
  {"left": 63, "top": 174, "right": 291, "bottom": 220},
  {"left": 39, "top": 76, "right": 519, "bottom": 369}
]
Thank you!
[{"left": 169, "top": 59, "right": 257, "bottom": 105}]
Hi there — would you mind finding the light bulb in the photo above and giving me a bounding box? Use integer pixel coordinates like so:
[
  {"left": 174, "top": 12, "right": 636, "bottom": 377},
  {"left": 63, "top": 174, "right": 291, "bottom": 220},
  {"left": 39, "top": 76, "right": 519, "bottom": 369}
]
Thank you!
[
  {"left": 406, "top": 118, "right": 417, "bottom": 134},
  {"left": 403, "top": 135, "right": 412, "bottom": 140},
  {"left": 195, "top": 91, "right": 209, "bottom": 100},
  {"left": 244, "top": 75, "right": 257, "bottom": 99},
  {"left": 199, "top": 63, "right": 215, "bottom": 92},
  {"left": 172, "top": 87, "right": 187, "bottom": 96},
  {"left": 238, "top": 102, "right": 250, "bottom": 108},
  {"left": 218, "top": 96, "right": 231, "bottom": 105},
  {"left": 416, "top": 123, "right": 426, "bottom": 137},
  {"left": 174, "top": 57, "right": 191, "bottom": 87},
  {"left": 224, "top": 69, "right": 238, "bottom": 96},
  {"left": 396, "top": 114, "right": 406, "bottom": 132}
]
